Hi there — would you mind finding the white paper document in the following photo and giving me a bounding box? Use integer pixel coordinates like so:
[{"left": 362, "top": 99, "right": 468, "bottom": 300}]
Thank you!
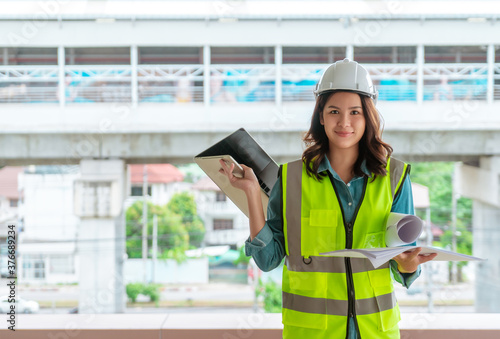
[
  {"left": 320, "top": 212, "right": 485, "bottom": 268},
  {"left": 320, "top": 246, "right": 485, "bottom": 269},
  {"left": 385, "top": 212, "right": 423, "bottom": 247}
]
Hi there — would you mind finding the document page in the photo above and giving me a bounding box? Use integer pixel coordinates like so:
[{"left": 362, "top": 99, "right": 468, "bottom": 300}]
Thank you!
[{"left": 320, "top": 246, "right": 485, "bottom": 269}]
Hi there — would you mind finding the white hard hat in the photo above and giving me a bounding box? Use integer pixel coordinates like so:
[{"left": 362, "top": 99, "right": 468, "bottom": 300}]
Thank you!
[{"left": 314, "top": 58, "right": 378, "bottom": 104}]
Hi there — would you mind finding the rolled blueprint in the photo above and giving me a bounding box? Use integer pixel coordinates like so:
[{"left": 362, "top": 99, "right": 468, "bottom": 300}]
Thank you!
[{"left": 385, "top": 212, "right": 423, "bottom": 247}]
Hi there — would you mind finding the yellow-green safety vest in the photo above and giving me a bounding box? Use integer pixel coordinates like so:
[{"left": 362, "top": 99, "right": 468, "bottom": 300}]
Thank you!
[{"left": 281, "top": 157, "right": 410, "bottom": 339}]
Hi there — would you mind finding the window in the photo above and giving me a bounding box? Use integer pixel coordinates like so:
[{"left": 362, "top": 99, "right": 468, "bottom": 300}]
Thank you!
[
  {"left": 353, "top": 46, "right": 416, "bottom": 64},
  {"left": 139, "top": 46, "right": 202, "bottom": 64},
  {"left": 212, "top": 47, "right": 274, "bottom": 64},
  {"left": 131, "top": 186, "right": 152, "bottom": 196},
  {"left": 283, "top": 46, "right": 346, "bottom": 64},
  {"left": 49, "top": 255, "right": 75, "bottom": 274},
  {"left": 22, "top": 255, "right": 45, "bottom": 280},
  {"left": 425, "top": 46, "right": 487, "bottom": 63},
  {"left": 213, "top": 219, "right": 233, "bottom": 230},
  {"left": 65, "top": 47, "right": 130, "bottom": 65},
  {"left": 215, "top": 191, "right": 227, "bottom": 202},
  {"left": 4, "top": 47, "right": 58, "bottom": 65},
  {"left": 9, "top": 199, "right": 18, "bottom": 207}
]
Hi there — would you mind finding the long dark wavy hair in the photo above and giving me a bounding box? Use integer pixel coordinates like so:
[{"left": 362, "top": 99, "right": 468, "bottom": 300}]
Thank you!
[{"left": 302, "top": 90, "right": 393, "bottom": 181}]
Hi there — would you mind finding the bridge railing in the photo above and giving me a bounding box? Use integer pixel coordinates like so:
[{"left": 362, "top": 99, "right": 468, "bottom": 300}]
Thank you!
[{"left": 0, "top": 63, "right": 498, "bottom": 104}]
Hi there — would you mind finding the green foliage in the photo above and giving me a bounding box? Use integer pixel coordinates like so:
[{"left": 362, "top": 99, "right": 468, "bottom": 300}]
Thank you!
[
  {"left": 409, "top": 162, "right": 472, "bottom": 227},
  {"left": 126, "top": 200, "right": 188, "bottom": 261},
  {"left": 160, "top": 246, "right": 188, "bottom": 264},
  {"left": 255, "top": 279, "right": 282, "bottom": 313},
  {"left": 441, "top": 225, "right": 472, "bottom": 268},
  {"left": 125, "top": 283, "right": 143, "bottom": 303},
  {"left": 142, "top": 283, "right": 161, "bottom": 303},
  {"left": 168, "top": 191, "right": 197, "bottom": 219},
  {"left": 184, "top": 217, "right": 205, "bottom": 248},
  {"left": 233, "top": 246, "right": 251, "bottom": 267},
  {"left": 167, "top": 192, "right": 206, "bottom": 247},
  {"left": 126, "top": 283, "right": 161, "bottom": 306},
  {"left": 409, "top": 162, "right": 473, "bottom": 278}
]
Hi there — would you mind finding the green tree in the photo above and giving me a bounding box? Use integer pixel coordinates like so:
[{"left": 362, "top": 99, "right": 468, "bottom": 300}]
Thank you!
[
  {"left": 167, "top": 192, "right": 206, "bottom": 248},
  {"left": 410, "top": 162, "right": 473, "bottom": 282},
  {"left": 233, "top": 246, "right": 251, "bottom": 267},
  {"left": 410, "top": 162, "right": 472, "bottom": 226},
  {"left": 256, "top": 279, "right": 282, "bottom": 313},
  {"left": 126, "top": 200, "right": 189, "bottom": 262}
]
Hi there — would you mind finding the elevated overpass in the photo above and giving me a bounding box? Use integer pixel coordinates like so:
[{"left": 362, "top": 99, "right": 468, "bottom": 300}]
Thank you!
[{"left": 1, "top": 100, "right": 500, "bottom": 166}]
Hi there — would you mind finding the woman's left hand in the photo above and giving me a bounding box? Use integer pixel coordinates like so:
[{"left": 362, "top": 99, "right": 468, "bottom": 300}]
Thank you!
[{"left": 392, "top": 247, "right": 438, "bottom": 273}]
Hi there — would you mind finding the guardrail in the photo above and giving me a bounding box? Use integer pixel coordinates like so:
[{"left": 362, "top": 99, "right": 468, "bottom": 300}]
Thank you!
[{"left": 0, "top": 63, "right": 498, "bottom": 104}]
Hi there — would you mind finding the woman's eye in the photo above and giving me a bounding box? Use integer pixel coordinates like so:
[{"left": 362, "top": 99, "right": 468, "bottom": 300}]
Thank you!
[
  {"left": 351, "top": 111, "right": 360, "bottom": 115},
  {"left": 329, "top": 110, "right": 339, "bottom": 114}
]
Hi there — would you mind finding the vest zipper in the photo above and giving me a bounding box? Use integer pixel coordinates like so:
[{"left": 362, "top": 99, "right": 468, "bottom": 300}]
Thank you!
[{"left": 327, "top": 173, "right": 368, "bottom": 339}]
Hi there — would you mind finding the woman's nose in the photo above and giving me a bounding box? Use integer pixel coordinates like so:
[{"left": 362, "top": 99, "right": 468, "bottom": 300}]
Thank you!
[{"left": 338, "top": 114, "right": 350, "bottom": 127}]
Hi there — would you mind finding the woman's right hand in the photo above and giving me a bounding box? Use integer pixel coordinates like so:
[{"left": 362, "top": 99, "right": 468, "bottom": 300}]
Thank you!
[{"left": 218, "top": 159, "right": 260, "bottom": 195}]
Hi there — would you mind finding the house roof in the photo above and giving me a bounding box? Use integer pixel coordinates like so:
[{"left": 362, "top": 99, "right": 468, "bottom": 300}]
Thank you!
[
  {"left": 192, "top": 176, "right": 220, "bottom": 191},
  {"left": 0, "top": 166, "right": 23, "bottom": 199},
  {"left": 129, "top": 164, "right": 184, "bottom": 184}
]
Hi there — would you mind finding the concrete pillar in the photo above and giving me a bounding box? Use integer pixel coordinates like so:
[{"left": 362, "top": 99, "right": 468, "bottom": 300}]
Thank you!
[
  {"left": 416, "top": 44, "right": 424, "bottom": 105},
  {"left": 74, "top": 159, "right": 128, "bottom": 313},
  {"left": 3, "top": 48, "right": 8, "bottom": 65},
  {"left": 58, "top": 46, "right": 65, "bottom": 107},
  {"left": 203, "top": 45, "right": 211, "bottom": 108},
  {"left": 392, "top": 46, "right": 398, "bottom": 63},
  {"left": 275, "top": 45, "right": 282, "bottom": 107},
  {"left": 457, "top": 156, "right": 500, "bottom": 312},
  {"left": 487, "top": 44, "right": 495, "bottom": 104},
  {"left": 346, "top": 45, "right": 354, "bottom": 60},
  {"left": 328, "top": 47, "right": 334, "bottom": 63},
  {"left": 131, "top": 45, "right": 138, "bottom": 108}
]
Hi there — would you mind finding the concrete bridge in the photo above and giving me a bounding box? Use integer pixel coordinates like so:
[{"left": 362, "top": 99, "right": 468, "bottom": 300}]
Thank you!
[{"left": 1, "top": 100, "right": 499, "bottom": 166}]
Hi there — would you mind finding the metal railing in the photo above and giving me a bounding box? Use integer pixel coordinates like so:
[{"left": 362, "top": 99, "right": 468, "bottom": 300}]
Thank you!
[{"left": 0, "top": 63, "right": 498, "bottom": 104}]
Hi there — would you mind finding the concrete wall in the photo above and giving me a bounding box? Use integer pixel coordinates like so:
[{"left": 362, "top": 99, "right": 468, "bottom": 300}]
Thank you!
[{"left": 124, "top": 257, "right": 209, "bottom": 284}]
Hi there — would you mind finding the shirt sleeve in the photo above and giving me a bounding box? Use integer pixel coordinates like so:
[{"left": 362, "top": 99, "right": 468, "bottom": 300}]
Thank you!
[
  {"left": 389, "top": 174, "right": 421, "bottom": 288},
  {"left": 244, "top": 174, "right": 286, "bottom": 272}
]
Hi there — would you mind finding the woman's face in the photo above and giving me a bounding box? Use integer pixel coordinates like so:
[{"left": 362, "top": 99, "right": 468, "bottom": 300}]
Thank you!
[{"left": 320, "top": 91, "right": 366, "bottom": 153}]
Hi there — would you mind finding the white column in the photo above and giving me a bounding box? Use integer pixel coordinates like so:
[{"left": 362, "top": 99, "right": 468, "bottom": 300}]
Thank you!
[
  {"left": 346, "top": 45, "right": 354, "bottom": 60},
  {"left": 457, "top": 156, "right": 500, "bottom": 312},
  {"left": 328, "top": 47, "right": 334, "bottom": 63},
  {"left": 131, "top": 45, "right": 138, "bottom": 108},
  {"left": 115, "top": 162, "right": 127, "bottom": 313},
  {"left": 58, "top": 46, "right": 65, "bottom": 107},
  {"left": 416, "top": 44, "right": 424, "bottom": 105},
  {"left": 152, "top": 214, "right": 158, "bottom": 283},
  {"left": 77, "top": 159, "right": 127, "bottom": 313},
  {"left": 203, "top": 45, "right": 211, "bottom": 108},
  {"left": 68, "top": 48, "right": 75, "bottom": 65},
  {"left": 487, "top": 44, "right": 495, "bottom": 104},
  {"left": 392, "top": 46, "right": 398, "bottom": 63},
  {"left": 425, "top": 206, "right": 434, "bottom": 312},
  {"left": 142, "top": 164, "right": 148, "bottom": 283},
  {"left": 451, "top": 163, "right": 459, "bottom": 284},
  {"left": 275, "top": 45, "right": 282, "bottom": 107}
]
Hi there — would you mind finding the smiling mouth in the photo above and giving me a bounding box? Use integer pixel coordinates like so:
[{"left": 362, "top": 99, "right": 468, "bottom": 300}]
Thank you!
[{"left": 335, "top": 131, "right": 353, "bottom": 137}]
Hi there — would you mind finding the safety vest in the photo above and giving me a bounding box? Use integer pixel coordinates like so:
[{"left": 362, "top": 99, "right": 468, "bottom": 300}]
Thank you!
[{"left": 281, "top": 157, "right": 410, "bottom": 339}]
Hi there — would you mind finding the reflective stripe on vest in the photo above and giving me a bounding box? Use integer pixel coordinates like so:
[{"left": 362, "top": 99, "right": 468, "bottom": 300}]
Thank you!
[{"left": 281, "top": 157, "right": 408, "bottom": 339}]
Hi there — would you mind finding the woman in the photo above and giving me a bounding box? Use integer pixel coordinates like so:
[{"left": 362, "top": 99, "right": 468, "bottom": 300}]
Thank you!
[{"left": 219, "top": 58, "right": 436, "bottom": 339}]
